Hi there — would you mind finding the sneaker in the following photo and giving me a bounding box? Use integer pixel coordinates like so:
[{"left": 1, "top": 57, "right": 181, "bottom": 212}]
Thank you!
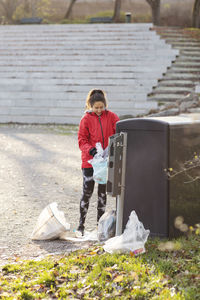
[{"left": 75, "top": 225, "right": 84, "bottom": 237}]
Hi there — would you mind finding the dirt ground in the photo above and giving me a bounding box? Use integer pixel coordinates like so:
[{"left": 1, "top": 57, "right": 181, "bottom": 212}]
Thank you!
[{"left": 0, "top": 124, "right": 115, "bottom": 266}]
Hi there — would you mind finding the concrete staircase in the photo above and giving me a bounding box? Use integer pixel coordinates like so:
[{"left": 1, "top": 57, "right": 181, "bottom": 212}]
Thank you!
[
  {"left": 148, "top": 27, "right": 200, "bottom": 110},
  {"left": 0, "top": 24, "right": 178, "bottom": 124}
]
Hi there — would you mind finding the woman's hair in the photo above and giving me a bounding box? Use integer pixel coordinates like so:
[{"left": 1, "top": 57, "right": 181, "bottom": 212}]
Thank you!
[{"left": 85, "top": 89, "right": 108, "bottom": 110}]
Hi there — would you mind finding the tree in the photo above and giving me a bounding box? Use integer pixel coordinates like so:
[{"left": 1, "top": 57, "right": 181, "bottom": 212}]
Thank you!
[
  {"left": 13, "top": 0, "right": 53, "bottom": 21},
  {"left": 0, "top": 0, "right": 19, "bottom": 22},
  {"left": 113, "top": 0, "right": 121, "bottom": 22},
  {"left": 146, "top": 0, "right": 161, "bottom": 26},
  {"left": 192, "top": 0, "right": 200, "bottom": 28},
  {"left": 64, "top": 0, "right": 77, "bottom": 19}
]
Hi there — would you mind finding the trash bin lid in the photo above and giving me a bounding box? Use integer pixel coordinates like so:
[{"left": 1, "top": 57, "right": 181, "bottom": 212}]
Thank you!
[{"left": 117, "top": 113, "right": 200, "bottom": 131}]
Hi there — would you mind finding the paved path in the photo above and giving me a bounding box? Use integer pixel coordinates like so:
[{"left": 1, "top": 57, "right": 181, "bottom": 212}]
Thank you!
[{"left": 0, "top": 125, "right": 115, "bottom": 265}]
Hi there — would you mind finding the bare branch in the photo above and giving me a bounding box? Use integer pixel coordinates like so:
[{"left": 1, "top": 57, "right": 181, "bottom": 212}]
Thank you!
[
  {"left": 184, "top": 176, "right": 200, "bottom": 184},
  {"left": 167, "top": 155, "right": 200, "bottom": 183}
]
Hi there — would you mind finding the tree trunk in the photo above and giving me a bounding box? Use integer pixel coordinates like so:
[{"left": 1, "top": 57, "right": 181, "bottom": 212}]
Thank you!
[
  {"left": 30, "top": 0, "right": 36, "bottom": 17},
  {"left": 192, "top": 0, "right": 200, "bottom": 28},
  {"left": 64, "top": 0, "right": 77, "bottom": 19},
  {"left": 0, "top": 0, "right": 18, "bottom": 22},
  {"left": 146, "top": 0, "right": 161, "bottom": 26},
  {"left": 113, "top": 0, "right": 121, "bottom": 22},
  {"left": 24, "top": 0, "right": 30, "bottom": 14}
]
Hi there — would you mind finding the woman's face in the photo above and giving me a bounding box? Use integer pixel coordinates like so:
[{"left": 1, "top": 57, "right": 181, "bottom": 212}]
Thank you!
[{"left": 92, "top": 101, "right": 105, "bottom": 116}]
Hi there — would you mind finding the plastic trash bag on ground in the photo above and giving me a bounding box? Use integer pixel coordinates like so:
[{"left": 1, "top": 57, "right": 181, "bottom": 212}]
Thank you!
[
  {"left": 103, "top": 211, "right": 150, "bottom": 255},
  {"left": 31, "top": 202, "right": 70, "bottom": 240},
  {"left": 88, "top": 142, "right": 108, "bottom": 184},
  {"left": 97, "top": 210, "right": 116, "bottom": 241},
  {"left": 60, "top": 229, "right": 98, "bottom": 242}
]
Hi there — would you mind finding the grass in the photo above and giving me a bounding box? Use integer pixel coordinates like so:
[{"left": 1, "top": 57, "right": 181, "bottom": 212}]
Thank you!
[
  {"left": 0, "top": 123, "right": 79, "bottom": 135},
  {"left": 45, "top": 124, "right": 79, "bottom": 135},
  {"left": 86, "top": 10, "right": 125, "bottom": 23},
  {"left": 61, "top": 10, "right": 126, "bottom": 24},
  {"left": 0, "top": 233, "right": 199, "bottom": 299}
]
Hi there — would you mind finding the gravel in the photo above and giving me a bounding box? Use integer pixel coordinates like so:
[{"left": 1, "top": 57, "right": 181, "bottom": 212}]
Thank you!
[{"left": 0, "top": 124, "right": 115, "bottom": 265}]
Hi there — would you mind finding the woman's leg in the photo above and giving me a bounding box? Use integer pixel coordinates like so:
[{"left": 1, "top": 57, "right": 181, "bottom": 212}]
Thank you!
[
  {"left": 97, "top": 184, "right": 107, "bottom": 223},
  {"left": 78, "top": 168, "right": 95, "bottom": 233}
]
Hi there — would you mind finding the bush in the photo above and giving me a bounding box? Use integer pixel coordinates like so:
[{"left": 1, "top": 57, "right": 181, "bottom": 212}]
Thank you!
[{"left": 12, "top": 0, "right": 54, "bottom": 23}]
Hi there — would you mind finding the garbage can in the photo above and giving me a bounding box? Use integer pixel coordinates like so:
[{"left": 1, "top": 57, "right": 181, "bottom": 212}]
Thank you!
[
  {"left": 107, "top": 114, "right": 200, "bottom": 238},
  {"left": 125, "top": 12, "right": 132, "bottom": 23}
]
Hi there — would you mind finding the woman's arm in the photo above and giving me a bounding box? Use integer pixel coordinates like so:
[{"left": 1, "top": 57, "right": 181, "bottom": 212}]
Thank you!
[
  {"left": 78, "top": 117, "right": 93, "bottom": 154},
  {"left": 112, "top": 112, "right": 120, "bottom": 133}
]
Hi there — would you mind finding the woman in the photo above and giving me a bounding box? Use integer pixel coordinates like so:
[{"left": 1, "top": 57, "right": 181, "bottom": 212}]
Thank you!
[{"left": 76, "top": 89, "right": 120, "bottom": 236}]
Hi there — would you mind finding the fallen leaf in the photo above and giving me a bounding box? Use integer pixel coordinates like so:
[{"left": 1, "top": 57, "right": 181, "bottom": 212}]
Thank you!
[
  {"left": 89, "top": 251, "right": 97, "bottom": 255},
  {"left": 104, "top": 267, "right": 113, "bottom": 272},
  {"left": 113, "top": 275, "right": 124, "bottom": 282},
  {"left": 130, "top": 271, "right": 138, "bottom": 281},
  {"left": 15, "top": 256, "right": 20, "bottom": 262}
]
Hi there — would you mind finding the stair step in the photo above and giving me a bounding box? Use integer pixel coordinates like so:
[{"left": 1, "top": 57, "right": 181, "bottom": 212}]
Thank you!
[
  {"left": 180, "top": 50, "right": 200, "bottom": 56},
  {"left": 1, "top": 23, "right": 154, "bottom": 32},
  {"left": 0, "top": 56, "right": 175, "bottom": 62},
  {"left": 167, "top": 67, "right": 200, "bottom": 73},
  {"left": 176, "top": 56, "right": 200, "bottom": 62},
  {"left": 0, "top": 36, "right": 164, "bottom": 43},
  {"left": 0, "top": 80, "right": 153, "bottom": 92},
  {"left": 0, "top": 51, "right": 178, "bottom": 58},
  {"left": 157, "top": 79, "right": 195, "bottom": 87},
  {"left": 151, "top": 86, "right": 193, "bottom": 93},
  {"left": 171, "top": 47, "right": 200, "bottom": 52},
  {"left": 0, "top": 91, "right": 149, "bottom": 102},
  {"left": 164, "top": 38, "right": 199, "bottom": 43},
  {"left": 0, "top": 72, "right": 163, "bottom": 81},
  {"left": 164, "top": 73, "right": 200, "bottom": 80},
  {"left": 0, "top": 65, "right": 168, "bottom": 73},
  {"left": 166, "top": 42, "right": 200, "bottom": 47},
  {"left": 148, "top": 93, "right": 187, "bottom": 102},
  {"left": 0, "top": 44, "right": 169, "bottom": 51},
  {"left": 172, "top": 61, "right": 200, "bottom": 67},
  {"left": 157, "top": 32, "right": 185, "bottom": 37},
  {"left": 0, "top": 77, "right": 158, "bottom": 85}
]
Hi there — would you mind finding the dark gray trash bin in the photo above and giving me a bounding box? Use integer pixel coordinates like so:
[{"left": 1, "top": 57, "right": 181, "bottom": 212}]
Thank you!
[{"left": 107, "top": 115, "right": 200, "bottom": 238}]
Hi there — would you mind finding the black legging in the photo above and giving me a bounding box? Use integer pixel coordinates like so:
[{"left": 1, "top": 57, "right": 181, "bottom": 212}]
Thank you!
[{"left": 79, "top": 168, "right": 107, "bottom": 228}]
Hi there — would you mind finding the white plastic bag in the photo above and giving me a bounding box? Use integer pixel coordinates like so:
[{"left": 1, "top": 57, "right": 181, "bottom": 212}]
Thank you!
[
  {"left": 60, "top": 229, "right": 98, "bottom": 242},
  {"left": 31, "top": 202, "right": 70, "bottom": 240},
  {"left": 103, "top": 211, "right": 150, "bottom": 255},
  {"left": 88, "top": 143, "right": 108, "bottom": 184},
  {"left": 97, "top": 210, "right": 116, "bottom": 241}
]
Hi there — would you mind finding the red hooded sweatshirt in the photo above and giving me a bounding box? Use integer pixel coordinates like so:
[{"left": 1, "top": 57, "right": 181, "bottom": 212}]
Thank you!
[{"left": 78, "top": 110, "right": 120, "bottom": 168}]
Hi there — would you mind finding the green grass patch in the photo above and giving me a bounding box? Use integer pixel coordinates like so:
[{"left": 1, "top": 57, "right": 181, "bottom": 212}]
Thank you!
[
  {"left": 60, "top": 18, "right": 88, "bottom": 24},
  {"left": 0, "top": 124, "right": 79, "bottom": 135},
  {"left": 45, "top": 124, "right": 79, "bottom": 135},
  {"left": 0, "top": 234, "right": 199, "bottom": 299},
  {"left": 86, "top": 10, "right": 125, "bottom": 23},
  {"left": 60, "top": 10, "right": 126, "bottom": 24},
  {"left": 132, "top": 13, "right": 151, "bottom": 23}
]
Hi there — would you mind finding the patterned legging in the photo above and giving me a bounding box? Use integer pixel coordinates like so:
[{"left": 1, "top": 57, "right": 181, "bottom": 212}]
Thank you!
[{"left": 79, "top": 168, "right": 107, "bottom": 228}]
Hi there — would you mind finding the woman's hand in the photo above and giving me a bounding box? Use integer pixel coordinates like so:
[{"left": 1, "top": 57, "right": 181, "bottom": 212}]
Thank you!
[{"left": 89, "top": 147, "right": 97, "bottom": 157}]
